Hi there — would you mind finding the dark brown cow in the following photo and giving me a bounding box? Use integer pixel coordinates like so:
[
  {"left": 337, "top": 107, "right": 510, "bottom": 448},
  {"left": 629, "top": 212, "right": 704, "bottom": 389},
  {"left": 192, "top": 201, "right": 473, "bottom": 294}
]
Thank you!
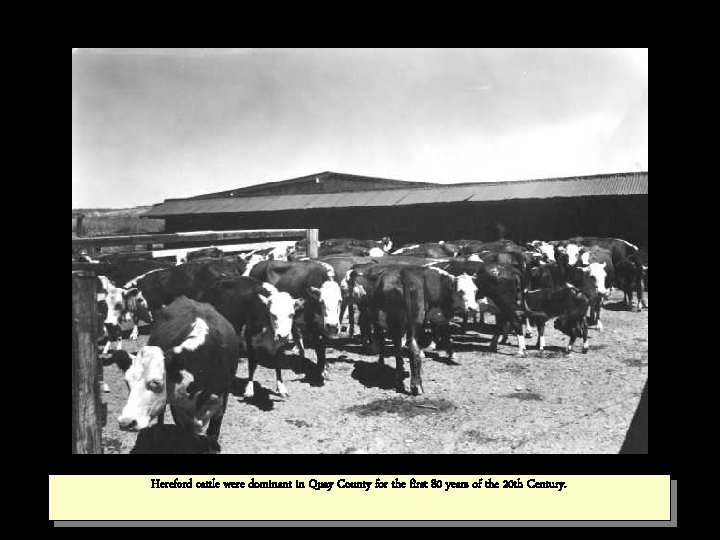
[
  {"left": 198, "top": 276, "right": 298, "bottom": 399},
  {"left": 116, "top": 296, "right": 239, "bottom": 453},
  {"left": 249, "top": 260, "right": 343, "bottom": 382},
  {"left": 524, "top": 286, "right": 590, "bottom": 355},
  {"left": 366, "top": 265, "right": 428, "bottom": 395}
]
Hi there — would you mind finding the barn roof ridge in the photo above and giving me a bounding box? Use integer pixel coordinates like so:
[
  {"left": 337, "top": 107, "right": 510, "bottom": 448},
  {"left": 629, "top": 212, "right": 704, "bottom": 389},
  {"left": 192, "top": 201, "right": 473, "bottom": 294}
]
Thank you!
[
  {"left": 187, "top": 170, "right": 438, "bottom": 200},
  {"left": 146, "top": 170, "right": 647, "bottom": 217}
]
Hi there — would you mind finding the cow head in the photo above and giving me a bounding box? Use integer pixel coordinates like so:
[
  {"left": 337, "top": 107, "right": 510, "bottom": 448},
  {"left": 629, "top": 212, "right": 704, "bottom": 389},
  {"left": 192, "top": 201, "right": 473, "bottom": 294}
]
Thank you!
[
  {"left": 117, "top": 346, "right": 167, "bottom": 432},
  {"left": 452, "top": 273, "right": 479, "bottom": 312},
  {"left": 258, "top": 284, "right": 295, "bottom": 343},
  {"left": 537, "top": 242, "right": 555, "bottom": 262},
  {"left": 100, "top": 286, "right": 125, "bottom": 331},
  {"left": 308, "top": 280, "right": 343, "bottom": 335},
  {"left": 581, "top": 262, "right": 608, "bottom": 297},
  {"left": 565, "top": 243, "right": 580, "bottom": 265},
  {"left": 124, "top": 288, "right": 153, "bottom": 325}
]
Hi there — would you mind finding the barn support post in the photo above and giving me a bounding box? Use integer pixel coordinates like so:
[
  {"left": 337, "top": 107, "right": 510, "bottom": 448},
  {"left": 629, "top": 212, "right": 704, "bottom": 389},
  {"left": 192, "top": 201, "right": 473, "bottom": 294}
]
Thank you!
[
  {"left": 72, "top": 273, "right": 103, "bottom": 454},
  {"left": 306, "top": 228, "right": 319, "bottom": 259}
]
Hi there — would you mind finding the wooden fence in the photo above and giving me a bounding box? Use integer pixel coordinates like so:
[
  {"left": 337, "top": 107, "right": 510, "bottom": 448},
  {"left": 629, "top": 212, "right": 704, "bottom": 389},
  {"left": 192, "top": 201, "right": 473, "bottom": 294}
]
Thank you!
[{"left": 71, "top": 228, "right": 318, "bottom": 454}]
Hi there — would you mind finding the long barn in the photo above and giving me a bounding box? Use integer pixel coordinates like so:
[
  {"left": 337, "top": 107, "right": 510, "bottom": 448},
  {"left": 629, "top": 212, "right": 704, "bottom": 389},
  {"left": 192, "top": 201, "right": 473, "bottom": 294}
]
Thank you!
[{"left": 144, "top": 171, "right": 648, "bottom": 248}]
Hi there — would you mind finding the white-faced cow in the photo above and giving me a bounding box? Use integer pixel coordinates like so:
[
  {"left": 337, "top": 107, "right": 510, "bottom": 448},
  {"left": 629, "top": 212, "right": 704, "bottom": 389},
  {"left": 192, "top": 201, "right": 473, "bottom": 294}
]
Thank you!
[
  {"left": 117, "top": 296, "right": 239, "bottom": 453},
  {"left": 198, "top": 277, "right": 299, "bottom": 399},
  {"left": 249, "top": 260, "right": 343, "bottom": 382},
  {"left": 96, "top": 275, "right": 153, "bottom": 355}
]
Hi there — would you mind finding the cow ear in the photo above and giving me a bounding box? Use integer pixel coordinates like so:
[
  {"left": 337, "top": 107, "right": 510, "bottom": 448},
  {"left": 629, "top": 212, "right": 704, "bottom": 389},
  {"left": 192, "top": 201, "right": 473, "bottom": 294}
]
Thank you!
[
  {"left": 294, "top": 298, "right": 305, "bottom": 311},
  {"left": 257, "top": 294, "right": 270, "bottom": 306},
  {"left": 111, "top": 350, "right": 133, "bottom": 372}
]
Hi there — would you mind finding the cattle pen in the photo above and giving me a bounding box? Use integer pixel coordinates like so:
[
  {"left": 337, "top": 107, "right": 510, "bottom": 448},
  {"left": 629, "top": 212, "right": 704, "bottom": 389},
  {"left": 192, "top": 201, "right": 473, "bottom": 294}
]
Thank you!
[{"left": 71, "top": 228, "right": 319, "bottom": 454}]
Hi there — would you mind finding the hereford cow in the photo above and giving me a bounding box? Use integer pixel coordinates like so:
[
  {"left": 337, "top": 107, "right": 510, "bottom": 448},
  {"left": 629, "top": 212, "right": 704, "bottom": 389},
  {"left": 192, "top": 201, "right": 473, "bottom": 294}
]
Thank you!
[
  {"left": 391, "top": 242, "right": 458, "bottom": 259},
  {"left": 96, "top": 275, "right": 153, "bottom": 354},
  {"left": 366, "top": 265, "right": 428, "bottom": 395},
  {"left": 199, "top": 277, "right": 298, "bottom": 399},
  {"left": 473, "top": 263, "right": 528, "bottom": 355},
  {"left": 569, "top": 236, "right": 639, "bottom": 266},
  {"left": 130, "top": 258, "right": 241, "bottom": 315},
  {"left": 249, "top": 260, "right": 343, "bottom": 382},
  {"left": 523, "top": 286, "right": 590, "bottom": 355},
  {"left": 116, "top": 296, "right": 239, "bottom": 453}
]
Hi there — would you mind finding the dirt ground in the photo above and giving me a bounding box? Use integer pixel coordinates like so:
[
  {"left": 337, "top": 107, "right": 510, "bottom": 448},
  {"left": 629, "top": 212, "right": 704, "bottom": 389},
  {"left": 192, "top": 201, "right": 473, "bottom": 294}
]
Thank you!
[{"left": 101, "top": 290, "right": 648, "bottom": 454}]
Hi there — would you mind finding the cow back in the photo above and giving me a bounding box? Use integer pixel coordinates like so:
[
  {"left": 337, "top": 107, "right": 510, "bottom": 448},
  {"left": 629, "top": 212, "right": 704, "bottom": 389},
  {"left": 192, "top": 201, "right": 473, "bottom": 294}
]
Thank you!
[
  {"left": 249, "top": 260, "right": 331, "bottom": 297},
  {"left": 198, "top": 276, "right": 268, "bottom": 335},
  {"left": 149, "top": 297, "right": 239, "bottom": 397}
]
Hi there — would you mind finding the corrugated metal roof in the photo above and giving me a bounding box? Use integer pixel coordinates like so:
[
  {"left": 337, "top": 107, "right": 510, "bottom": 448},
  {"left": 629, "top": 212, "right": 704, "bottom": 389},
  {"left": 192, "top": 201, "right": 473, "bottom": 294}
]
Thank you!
[{"left": 145, "top": 171, "right": 647, "bottom": 218}]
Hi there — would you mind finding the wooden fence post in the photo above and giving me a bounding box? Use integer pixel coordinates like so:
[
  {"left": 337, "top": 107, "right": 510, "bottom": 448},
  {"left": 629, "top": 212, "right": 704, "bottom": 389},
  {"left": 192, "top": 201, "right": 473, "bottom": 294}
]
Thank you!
[
  {"left": 72, "top": 273, "right": 103, "bottom": 454},
  {"left": 306, "top": 228, "right": 319, "bottom": 259},
  {"left": 76, "top": 214, "right": 86, "bottom": 238}
]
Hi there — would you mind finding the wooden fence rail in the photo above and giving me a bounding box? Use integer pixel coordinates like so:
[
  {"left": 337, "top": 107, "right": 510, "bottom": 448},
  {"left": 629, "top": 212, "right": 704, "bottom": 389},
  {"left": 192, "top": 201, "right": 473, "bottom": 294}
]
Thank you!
[{"left": 72, "top": 228, "right": 312, "bottom": 249}]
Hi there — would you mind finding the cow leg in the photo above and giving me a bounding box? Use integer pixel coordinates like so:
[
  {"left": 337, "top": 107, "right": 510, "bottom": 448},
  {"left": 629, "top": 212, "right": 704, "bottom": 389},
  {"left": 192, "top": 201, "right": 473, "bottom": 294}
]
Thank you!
[
  {"left": 348, "top": 301, "right": 355, "bottom": 337},
  {"left": 566, "top": 336, "right": 576, "bottom": 354},
  {"left": 244, "top": 335, "right": 257, "bottom": 400},
  {"left": 582, "top": 318, "right": 589, "bottom": 354},
  {"left": 516, "top": 325, "right": 526, "bottom": 357},
  {"left": 595, "top": 299, "right": 604, "bottom": 331},
  {"left": 129, "top": 323, "right": 139, "bottom": 341},
  {"left": 438, "top": 324, "right": 455, "bottom": 362},
  {"left": 204, "top": 393, "right": 229, "bottom": 454},
  {"left": 392, "top": 327, "right": 405, "bottom": 393},
  {"left": 316, "top": 336, "right": 329, "bottom": 381},
  {"left": 536, "top": 324, "right": 546, "bottom": 358},
  {"left": 292, "top": 326, "right": 306, "bottom": 358},
  {"left": 339, "top": 298, "right": 348, "bottom": 333},
  {"left": 275, "top": 365, "right": 289, "bottom": 398},
  {"left": 375, "top": 322, "right": 386, "bottom": 365},
  {"left": 407, "top": 325, "right": 424, "bottom": 396}
]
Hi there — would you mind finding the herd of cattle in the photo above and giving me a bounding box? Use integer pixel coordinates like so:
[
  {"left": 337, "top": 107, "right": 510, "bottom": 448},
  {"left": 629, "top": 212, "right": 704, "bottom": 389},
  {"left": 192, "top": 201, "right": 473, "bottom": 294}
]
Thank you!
[{"left": 79, "top": 235, "right": 648, "bottom": 453}]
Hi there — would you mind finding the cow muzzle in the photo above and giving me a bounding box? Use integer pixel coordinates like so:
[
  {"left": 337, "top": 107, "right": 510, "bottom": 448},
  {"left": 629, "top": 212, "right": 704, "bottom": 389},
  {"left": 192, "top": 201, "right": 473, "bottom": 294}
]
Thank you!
[
  {"left": 325, "top": 323, "right": 339, "bottom": 335},
  {"left": 118, "top": 417, "right": 138, "bottom": 432}
]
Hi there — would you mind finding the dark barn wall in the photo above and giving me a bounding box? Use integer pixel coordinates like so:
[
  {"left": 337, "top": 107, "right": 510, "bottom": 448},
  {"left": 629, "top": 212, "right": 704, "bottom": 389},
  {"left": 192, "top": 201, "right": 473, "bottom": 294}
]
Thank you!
[{"left": 164, "top": 194, "right": 647, "bottom": 249}]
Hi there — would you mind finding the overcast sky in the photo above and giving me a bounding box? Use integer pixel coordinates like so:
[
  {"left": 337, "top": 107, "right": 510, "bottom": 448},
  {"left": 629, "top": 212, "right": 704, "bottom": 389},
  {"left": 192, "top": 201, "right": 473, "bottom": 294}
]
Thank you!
[{"left": 72, "top": 48, "right": 648, "bottom": 208}]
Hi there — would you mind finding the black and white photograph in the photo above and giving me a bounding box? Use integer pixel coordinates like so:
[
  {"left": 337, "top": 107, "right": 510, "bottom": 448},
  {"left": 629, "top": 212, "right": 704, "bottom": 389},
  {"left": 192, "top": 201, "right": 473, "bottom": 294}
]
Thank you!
[{"left": 72, "top": 48, "right": 648, "bottom": 455}]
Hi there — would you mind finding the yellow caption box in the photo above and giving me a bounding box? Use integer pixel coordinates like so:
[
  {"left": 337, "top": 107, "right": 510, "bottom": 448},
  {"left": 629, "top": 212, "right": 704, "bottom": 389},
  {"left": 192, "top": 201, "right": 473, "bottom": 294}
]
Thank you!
[{"left": 49, "top": 475, "right": 670, "bottom": 521}]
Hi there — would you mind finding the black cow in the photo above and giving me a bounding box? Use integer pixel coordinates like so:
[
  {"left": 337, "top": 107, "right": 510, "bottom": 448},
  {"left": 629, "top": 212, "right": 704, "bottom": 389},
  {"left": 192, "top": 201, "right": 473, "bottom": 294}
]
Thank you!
[
  {"left": 291, "top": 237, "right": 392, "bottom": 259},
  {"left": 473, "top": 263, "right": 528, "bottom": 354},
  {"left": 116, "top": 296, "right": 239, "bottom": 453},
  {"left": 391, "top": 242, "right": 458, "bottom": 259},
  {"left": 249, "top": 260, "right": 343, "bottom": 382},
  {"left": 366, "top": 265, "right": 428, "bottom": 395},
  {"left": 186, "top": 247, "right": 225, "bottom": 262},
  {"left": 132, "top": 258, "right": 241, "bottom": 315},
  {"left": 615, "top": 257, "right": 647, "bottom": 312},
  {"left": 199, "top": 276, "right": 298, "bottom": 399},
  {"left": 350, "top": 258, "right": 478, "bottom": 353},
  {"left": 523, "top": 286, "right": 590, "bottom": 355},
  {"left": 319, "top": 255, "right": 382, "bottom": 336},
  {"left": 99, "top": 258, "right": 175, "bottom": 289},
  {"left": 568, "top": 237, "right": 638, "bottom": 266}
]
